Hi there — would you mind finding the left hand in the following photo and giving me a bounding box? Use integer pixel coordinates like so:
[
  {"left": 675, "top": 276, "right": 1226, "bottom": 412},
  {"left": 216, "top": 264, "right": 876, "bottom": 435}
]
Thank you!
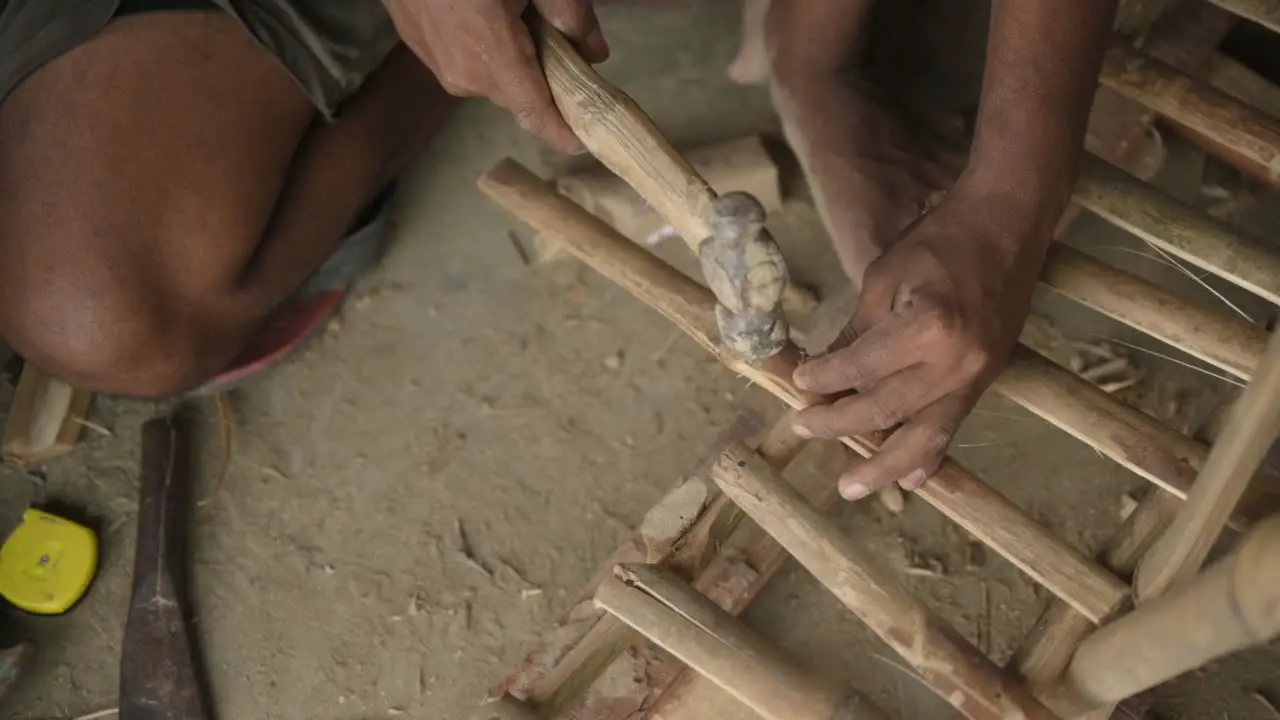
[{"left": 790, "top": 180, "right": 1055, "bottom": 501}]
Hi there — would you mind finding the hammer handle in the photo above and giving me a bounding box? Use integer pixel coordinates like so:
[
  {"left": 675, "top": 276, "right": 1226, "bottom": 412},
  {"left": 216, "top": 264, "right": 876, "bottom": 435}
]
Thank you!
[
  {"left": 120, "top": 413, "right": 211, "bottom": 719},
  {"left": 538, "top": 20, "right": 716, "bottom": 252}
]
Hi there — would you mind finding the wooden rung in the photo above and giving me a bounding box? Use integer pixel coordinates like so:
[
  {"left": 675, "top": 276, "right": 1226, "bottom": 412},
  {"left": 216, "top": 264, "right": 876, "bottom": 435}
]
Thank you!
[
  {"left": 1074, "top": 155, "right": 1280, "bottom": 305},
  {"left": 595, "top": 564, "right": 887, "bottom": 720},
  {"left": 1047, "top": 515, "right": 1280, "bottom": 714},
  {"left": 996, "top": 346, "right": 1245, "bottom": 516},
  {"left": 1208, "top": 0, "right": 1280, "bottom": 37},
  {"left": 479, "top": 159, "right": 1130, "bottom": 625},
  {"left": 1100, "top": 43, "right": 1280, "bottom": 184},
  {"left": 708, "top": 443, "right": 1057, "bottom": 720},
  {"left": 1041, "top": 243, "right": 1266, "bottom": 380}
]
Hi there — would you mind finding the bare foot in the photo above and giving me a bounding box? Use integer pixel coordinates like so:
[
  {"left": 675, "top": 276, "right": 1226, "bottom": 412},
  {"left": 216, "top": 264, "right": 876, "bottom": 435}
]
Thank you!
[
  {"left": 772, "top": 75, "right": 968, "bottom": 284},
  {"left": 728, "top": 0, "right": 771, "bottom": 85}
]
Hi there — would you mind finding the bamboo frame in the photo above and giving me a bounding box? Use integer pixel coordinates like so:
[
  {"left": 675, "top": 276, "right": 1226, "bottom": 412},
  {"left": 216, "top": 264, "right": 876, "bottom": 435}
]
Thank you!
[
  {"left": 1100, "top": 42, "right": 1280, "bottom": 184},
  {"left": 478, "top": 154, "right": 1280, "bottom": 717},
  {"left": 478, "top": 159, "right": 1131, "bottom": 625},
  {"left": 475, "top": 4, "right": 1280, "bottom": 714}
]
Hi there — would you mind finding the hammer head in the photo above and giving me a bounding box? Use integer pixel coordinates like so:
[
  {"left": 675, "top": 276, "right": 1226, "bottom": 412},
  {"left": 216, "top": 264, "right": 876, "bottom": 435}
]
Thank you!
[{"left": 699, "top": 191, "right": 790, "bottom": 363}]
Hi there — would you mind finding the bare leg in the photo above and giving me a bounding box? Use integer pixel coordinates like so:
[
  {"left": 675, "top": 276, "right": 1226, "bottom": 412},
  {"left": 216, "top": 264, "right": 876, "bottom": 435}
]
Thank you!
[
  {"left": 0, "top": 12, "right": 454, "bottom": 396},
  {"left": 728, "top": 0, "right": 771, "bottom": 84},
  {"left": 766, "top": 0, "right": 966, "bottom": 285}
]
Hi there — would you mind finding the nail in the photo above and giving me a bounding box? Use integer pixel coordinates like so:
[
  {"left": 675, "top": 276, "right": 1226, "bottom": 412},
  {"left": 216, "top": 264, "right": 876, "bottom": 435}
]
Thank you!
[
  {"left": 792, "top": 366, "right": 812, "bottom": 390},
  {"left": 791, "top": 419, "right": 814, "bottom": 438},
  {"left": 840, "top": 481, "right": 869, "bottom": 501}
]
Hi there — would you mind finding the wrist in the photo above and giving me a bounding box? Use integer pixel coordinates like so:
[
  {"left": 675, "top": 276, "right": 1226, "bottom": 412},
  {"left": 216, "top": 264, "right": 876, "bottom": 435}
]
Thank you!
[{"left": 957, "top": 152, "right": 1075, "bottom": 240}]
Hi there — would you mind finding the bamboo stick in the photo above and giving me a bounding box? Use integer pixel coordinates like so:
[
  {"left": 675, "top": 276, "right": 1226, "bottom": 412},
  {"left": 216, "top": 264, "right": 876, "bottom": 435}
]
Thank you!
[
  {"left": 1208, "top": 0, "right": 1280, "bottom": 37},
  {"left": 1073, "top": 155, "right": 1280, "bottom": 305},
  {"left": 1051, "top": 515, "right": 1280, "bottom": 712},
  {"left": 1041, "top": 243, "right": 1266, "bottom": 379},
  {"left": 646, "top": 421, "right": 845, "bottom": 718},
  {"left": 1136, "top": 325, "right": 1280, "bottom": 600},
  {"left": 1082, "top": 0, "right": 1237, "bottom": 182},
  {"left": 479, "top": 159, "right": 1129, "bottom": 624},
  {"left": 1100, "top": 43, "right": 1280, "bottom": 184},
  {"left": 1203, "top": 51, "right": 1280, "bottom": 121},
  {"left": 2, "top": 364, "right": 93, "bottom": 466},
  {"left": 595, "top": 564, "right": 886, "bottom": 720},
  {"left": 995, "top": 346, "right": 1201, "bottom": 499},
  {"left": 472, "top": 697, "right": 540, "bottom": 720},
  {"left": 709, "top": 442, "right": 1056, "bottom": 720}
]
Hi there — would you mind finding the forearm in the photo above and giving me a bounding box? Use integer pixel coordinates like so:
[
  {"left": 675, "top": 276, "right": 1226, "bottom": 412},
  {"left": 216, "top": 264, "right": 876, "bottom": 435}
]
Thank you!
[
  {"left": 965, "top": 0, "right": 1118, "bottom": 228},
  {"left": 766, "top": 0, "right": 875, "bottom": 83},
  {"left": 765, "top": 0, "right": 917, "bottom": 280}
]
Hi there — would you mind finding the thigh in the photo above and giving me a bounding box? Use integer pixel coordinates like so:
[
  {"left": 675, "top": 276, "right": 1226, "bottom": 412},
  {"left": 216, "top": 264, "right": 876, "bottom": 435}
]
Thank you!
[{"left": 0, "top": 11, "right": 314, "bottom": 369}]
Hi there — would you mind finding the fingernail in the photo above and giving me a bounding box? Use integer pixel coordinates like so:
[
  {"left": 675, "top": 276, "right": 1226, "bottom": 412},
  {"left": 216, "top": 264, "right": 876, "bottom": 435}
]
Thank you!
[
  {"left": 791, "top": 419, "right": 814, "bottom": 438},
  {"left": 840, "top": 481, "right": 869, "bottom": 501},
  {"left": 792, "top": 366, "right": 812, "bottom": 390},
  {"left": 899, "top": 469, "right": 928, "bottom": 490}
]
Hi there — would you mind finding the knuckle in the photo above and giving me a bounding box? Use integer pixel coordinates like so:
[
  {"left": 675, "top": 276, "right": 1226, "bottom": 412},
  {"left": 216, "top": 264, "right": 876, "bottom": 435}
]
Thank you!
[
  {"left": 921, "top": 426, "right": 954, "bottom": 456},
  {"left": 832, "top": 359, "right": 864, "bottom": 390},
  {"left": 919, "top": 306, "right": 956, "bottom": 341},
  {"left": 867, "top": 395, "right": 902, "bottom": 430}
]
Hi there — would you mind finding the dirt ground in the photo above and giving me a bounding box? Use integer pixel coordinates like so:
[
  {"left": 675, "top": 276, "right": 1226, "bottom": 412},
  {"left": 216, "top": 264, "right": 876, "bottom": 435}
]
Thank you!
[{"left": 4, "top": 2, "right": 1280, "bottom": 719}]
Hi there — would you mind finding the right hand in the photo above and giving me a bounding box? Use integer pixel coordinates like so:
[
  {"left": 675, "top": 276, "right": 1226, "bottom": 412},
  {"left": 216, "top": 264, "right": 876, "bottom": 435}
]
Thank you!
[{"left": 382, "top": 0, "right": 608, "bottom": 153}]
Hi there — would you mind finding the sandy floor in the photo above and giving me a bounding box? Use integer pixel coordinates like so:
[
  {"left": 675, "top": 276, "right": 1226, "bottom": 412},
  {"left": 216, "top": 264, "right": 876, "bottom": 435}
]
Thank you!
[{"left": 5, "top": 3, "right": 1280, "bottom": 719}]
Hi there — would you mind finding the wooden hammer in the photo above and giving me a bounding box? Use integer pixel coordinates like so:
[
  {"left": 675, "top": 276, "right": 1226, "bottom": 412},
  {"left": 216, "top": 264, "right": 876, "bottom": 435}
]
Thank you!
[{"left": 536, "top": 20, "right": 792, "bottom": 364}]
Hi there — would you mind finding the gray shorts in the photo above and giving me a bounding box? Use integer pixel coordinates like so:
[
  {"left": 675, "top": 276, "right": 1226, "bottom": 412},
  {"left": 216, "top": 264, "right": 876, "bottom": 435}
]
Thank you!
[{"left": 0, "top": 0, "right": 399, "bottom": 117}]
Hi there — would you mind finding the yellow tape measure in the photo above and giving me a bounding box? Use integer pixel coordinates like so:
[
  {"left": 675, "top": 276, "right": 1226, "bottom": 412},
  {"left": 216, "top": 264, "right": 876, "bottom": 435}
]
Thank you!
[{"left": 0, "top": 508, "right": 98, "bottom": 614}]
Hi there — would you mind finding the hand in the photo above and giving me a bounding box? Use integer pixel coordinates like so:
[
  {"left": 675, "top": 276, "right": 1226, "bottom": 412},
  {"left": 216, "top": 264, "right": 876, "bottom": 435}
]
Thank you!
[
  {"left": 791, "top": 180, "right": 1054, "bottom": 501},
  {"left": 382, "top": 0, "right": 608, "bottom": 153}
]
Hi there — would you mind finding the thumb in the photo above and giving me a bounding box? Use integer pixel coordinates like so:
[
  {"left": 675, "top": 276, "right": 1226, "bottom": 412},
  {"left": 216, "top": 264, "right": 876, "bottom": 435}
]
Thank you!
[
  {"left": 849, "top": 259, "right": 899, "bottom": 337},
  {"left": 532, "top": 0, "right": 609, "bottom": 62}
]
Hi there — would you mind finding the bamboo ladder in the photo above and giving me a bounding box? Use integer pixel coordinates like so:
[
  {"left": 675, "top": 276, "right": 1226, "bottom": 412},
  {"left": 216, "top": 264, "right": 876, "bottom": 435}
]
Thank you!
[{"left": 474, "top": 1, "right": 1280, "bottom": 717}]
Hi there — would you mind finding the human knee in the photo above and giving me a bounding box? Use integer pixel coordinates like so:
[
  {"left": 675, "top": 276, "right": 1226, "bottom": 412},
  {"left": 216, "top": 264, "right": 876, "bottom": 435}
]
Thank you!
[{"left": 1, "top": 271, "right": 235, "bottom": 398}]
